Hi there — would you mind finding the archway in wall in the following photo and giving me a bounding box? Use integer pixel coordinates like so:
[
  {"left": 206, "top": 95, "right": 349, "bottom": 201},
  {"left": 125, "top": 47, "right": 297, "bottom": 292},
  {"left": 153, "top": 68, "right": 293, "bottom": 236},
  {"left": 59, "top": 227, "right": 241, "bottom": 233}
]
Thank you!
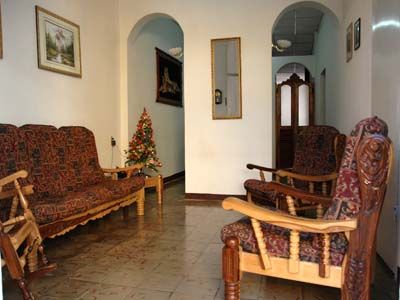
[
  {"left": 128, "top": 14, "right": 185, "bottom": 181},
  {"left": 271, "top": 1, "right": 340, "bottom": 168}
]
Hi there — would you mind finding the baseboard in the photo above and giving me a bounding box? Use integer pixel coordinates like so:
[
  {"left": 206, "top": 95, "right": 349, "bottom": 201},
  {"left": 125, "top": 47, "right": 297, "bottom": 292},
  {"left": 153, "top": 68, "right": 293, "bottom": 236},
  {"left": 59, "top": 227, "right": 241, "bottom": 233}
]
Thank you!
[
  {"left": 164, "top": 171, "right": 185, "bottom": 185},
  {"left": 185, "top": 193, "right": 246, "bottom": 201}
]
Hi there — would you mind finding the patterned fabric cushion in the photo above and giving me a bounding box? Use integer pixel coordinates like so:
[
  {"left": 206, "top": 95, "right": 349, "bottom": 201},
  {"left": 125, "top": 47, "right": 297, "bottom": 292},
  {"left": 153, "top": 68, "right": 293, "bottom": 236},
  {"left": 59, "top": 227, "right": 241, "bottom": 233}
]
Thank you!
[
  {"left": 292, "top": 126, "right": 340, "bottom": 175},
  {"left": 324, "top": 117, "right": 389, "bottom": 220},
  {"left": 31, "top": 176, "right": 145, "bottom": 224},
  {"left": 243, "top": 179, "right": 276, "bottom": 206},
  {"left": 221, "top": 217, "right": 348, "bottom": 266},
  {"left": 60, "top": 126, "right": 105, "bottom": 191},
  {"left": 19, "top": 125, "right": 70, "bottom": 202}
]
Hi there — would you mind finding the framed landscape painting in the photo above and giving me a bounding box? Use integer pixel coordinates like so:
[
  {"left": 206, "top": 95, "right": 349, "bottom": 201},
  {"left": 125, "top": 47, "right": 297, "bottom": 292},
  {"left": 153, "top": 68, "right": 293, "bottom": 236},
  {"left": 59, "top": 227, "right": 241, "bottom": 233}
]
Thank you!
[
  {"left": 156, "top": 48, "right": 183, "bottom": 107},
  {"left": 36, "top": 6, "right": 82, "bottom": 77}
]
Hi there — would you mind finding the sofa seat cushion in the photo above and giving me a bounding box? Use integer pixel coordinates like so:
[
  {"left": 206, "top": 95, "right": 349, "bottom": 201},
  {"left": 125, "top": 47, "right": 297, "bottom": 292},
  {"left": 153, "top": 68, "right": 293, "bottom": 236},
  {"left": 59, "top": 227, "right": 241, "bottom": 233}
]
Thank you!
[
  {"left": 31, "top": 176, "right": 145, "bottom": 224},
  {"left": 220, "top": 217, "right": 348, "bottom": 267}
]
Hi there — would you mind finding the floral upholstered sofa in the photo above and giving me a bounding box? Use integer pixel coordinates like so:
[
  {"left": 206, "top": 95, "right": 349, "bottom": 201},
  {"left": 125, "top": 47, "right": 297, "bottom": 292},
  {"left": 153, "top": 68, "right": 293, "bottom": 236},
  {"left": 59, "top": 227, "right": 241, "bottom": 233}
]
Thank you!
[{"left": 0, "top": 124, "right": 145, "bottom": 238}]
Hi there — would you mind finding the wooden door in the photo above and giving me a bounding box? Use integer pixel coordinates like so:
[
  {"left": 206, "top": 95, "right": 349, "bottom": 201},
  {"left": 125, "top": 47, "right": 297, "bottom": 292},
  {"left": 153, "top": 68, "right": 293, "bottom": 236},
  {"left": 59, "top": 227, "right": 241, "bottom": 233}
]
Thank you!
[{"left": 275, "top": 73, "right": 314, "bottom": 169}]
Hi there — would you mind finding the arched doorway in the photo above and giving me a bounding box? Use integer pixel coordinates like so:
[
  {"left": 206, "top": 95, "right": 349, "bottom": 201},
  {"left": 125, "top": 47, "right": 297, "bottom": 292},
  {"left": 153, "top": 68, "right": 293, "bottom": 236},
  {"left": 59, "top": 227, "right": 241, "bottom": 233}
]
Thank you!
[
  {"left": 271, "top": 1, "right": 340, "bottom": 168},
  {"left": 127, "top": 14, "right": 185, "bottom": 179}
]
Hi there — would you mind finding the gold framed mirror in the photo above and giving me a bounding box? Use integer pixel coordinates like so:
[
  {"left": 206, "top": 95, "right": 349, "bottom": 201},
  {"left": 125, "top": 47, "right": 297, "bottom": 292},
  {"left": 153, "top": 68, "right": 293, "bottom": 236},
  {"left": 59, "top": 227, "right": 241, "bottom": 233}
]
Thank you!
[{"left": 211, "top": 37, "right": 242, "bottom": 119}]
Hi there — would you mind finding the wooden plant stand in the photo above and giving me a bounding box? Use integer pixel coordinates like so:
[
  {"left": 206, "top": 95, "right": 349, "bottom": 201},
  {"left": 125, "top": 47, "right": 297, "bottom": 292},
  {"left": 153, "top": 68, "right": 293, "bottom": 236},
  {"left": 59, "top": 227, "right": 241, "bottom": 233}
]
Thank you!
[{"left": 145, "top": 174, "right": 163, "bottom": 204}]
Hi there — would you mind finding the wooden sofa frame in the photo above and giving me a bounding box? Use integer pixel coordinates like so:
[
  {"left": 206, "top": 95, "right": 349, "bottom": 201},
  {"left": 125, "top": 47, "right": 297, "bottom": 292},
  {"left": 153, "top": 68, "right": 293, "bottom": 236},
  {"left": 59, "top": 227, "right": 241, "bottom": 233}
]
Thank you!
[{"left": 0, "top": 164, "right": 145, "bottom": 239}]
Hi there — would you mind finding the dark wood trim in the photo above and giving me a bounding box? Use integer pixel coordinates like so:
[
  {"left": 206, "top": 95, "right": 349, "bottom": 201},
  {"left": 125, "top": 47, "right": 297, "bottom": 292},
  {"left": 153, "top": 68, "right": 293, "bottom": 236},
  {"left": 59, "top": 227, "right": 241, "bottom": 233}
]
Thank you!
[
  {"left": 185, "top": 193, "right": 246, "bottom": 201},
  {"left": 164, "top": 171, "right": 185, "bottom": 185}
]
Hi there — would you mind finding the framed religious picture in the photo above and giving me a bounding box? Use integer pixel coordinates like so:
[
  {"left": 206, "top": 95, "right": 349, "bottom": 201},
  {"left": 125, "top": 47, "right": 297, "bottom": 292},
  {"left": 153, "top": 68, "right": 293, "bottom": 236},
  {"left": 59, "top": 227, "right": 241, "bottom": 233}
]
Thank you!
[
  {"left": 346, "top": 22, "right": 353, "bottom": 62},
  {"left": 0, "top": 2, "right": 3, "bottom": 59},
  {"left": 354, "top": 18, "right": 361, "bottom": 50},
  {"left": 156, "top": 48, "right": 183, "bottom": 107},
  {"left": 35, "top": 6, "right": 82, "bottom": 77}
]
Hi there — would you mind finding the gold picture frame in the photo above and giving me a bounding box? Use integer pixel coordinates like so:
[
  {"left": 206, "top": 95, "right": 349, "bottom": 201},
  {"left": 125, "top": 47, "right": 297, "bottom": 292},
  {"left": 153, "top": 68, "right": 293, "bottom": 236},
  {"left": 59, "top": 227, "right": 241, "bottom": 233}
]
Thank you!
[
  {"left": 211, "top": 37, "right": 242, "bottom": 120},
  {"left": 35, "top": 6, "right": 82, "bottom": 77},
  {"left": 346, "top": 22, "right": 353, "bottom": 62}
]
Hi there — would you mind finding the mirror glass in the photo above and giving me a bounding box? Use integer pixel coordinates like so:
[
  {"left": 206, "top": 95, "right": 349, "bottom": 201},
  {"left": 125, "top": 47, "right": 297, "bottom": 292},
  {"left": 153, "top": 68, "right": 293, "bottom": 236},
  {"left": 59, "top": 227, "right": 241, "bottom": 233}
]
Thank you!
[
  {"left": 281, "top": 85, "right": 292, "bottom": 126},
  {"left": 298, "top": 84, "right": 310, "bottom": 126},
  {"left": 211, "top": 37, "right": 242, "bottom": 119}
]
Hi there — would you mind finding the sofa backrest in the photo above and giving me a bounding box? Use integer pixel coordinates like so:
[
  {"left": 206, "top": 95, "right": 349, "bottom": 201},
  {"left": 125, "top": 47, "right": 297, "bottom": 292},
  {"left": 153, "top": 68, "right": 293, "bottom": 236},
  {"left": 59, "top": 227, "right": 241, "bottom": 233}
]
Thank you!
[
  {"left": 60, "top": 126, "right": 104, "bottom": 190},
  {"left": 0, "top": 124, "right": 104, "bottom": 202}
]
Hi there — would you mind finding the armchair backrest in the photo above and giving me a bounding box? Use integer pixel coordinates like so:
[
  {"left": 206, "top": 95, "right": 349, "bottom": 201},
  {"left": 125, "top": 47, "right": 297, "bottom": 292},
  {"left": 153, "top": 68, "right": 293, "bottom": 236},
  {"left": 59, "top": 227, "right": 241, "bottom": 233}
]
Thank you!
[
  {"left": 324, "top": 117, "right": 391, "bottom": 221},
  {"left": 292, "top": 126, "right": 343, "bottom": 176},
  {"left": 323, "top": 116, "right": 392, "bottom": 299}
]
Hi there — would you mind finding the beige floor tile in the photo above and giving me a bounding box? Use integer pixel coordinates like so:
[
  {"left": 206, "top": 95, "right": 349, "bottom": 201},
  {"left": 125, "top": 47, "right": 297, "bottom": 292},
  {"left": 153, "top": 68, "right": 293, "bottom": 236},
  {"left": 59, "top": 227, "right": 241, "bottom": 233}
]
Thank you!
[
  {"left": 78, "top": 283, "right": 133, "bottom": 300},
  {"left": 175, "top": 277, "right": 221, "bottom": 297},
  {"left": 137, "top": 273, "right": 184, "bottom": 292},
  {"left": 123, "top": 288, "right": 171, "bottom": 300}
]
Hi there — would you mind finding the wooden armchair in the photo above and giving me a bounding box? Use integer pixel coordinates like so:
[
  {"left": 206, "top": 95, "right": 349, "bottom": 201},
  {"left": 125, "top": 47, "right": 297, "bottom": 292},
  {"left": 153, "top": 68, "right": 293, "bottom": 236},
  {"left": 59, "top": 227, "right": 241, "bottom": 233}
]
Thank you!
[
  {"left": 221, "top": 117, "right": 392, "bottom": 300},
  {"left": 0, "top": 170, "right": 56, "bottom": 300},
  {"left": 245, "top": 125, "right": 346, "bottom": 215}
]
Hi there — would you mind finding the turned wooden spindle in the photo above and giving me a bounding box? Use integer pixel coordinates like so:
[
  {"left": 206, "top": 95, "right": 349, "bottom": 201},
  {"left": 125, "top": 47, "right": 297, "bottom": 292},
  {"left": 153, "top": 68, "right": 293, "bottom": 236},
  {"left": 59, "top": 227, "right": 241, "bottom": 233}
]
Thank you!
[
  {"left": 322, "top": 233, "right": 331, "bottom": 277},
  {"left": 9, "top": 195, "right": 19, "bottom": 220},
  {"left": 251, "top": 218, "right": 271, "bottom": 269},
  {"left": 308, "top": 182, "right": 315, "bottom": 193},
  {"left": 316, "top": 204, "right": 324, "bottom": 219},
  {"left": 259, "top": 170, "right": 266, "bottom": 182},
  {"left": 137, "top": 188, "right": 145, "bottom": 216},
  {"left": 289, "top": 230, "right": 300, "bottom": 273},
  {"left": 286, "top": 196, "right": 297, "bottom": 216},
  {"left": 322, "top": 181, "right": 328, "bottom": 196}
]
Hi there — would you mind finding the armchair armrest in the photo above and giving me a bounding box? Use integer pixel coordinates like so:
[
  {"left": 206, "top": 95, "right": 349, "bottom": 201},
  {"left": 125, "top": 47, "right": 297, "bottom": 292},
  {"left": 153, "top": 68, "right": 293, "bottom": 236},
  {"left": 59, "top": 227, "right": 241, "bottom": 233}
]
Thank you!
[
  {"left": 275, "top": 170, "right": 338, "bottom": 183},
  {"left": 222, "top": 197, "right": 357, "bottom": 234},
  {"left": 0, "top": 170, "right": 28, "bottom": 189},
  {"left": 246, "top": 164, "right": 277, "bottom": 173},
  {"left": 264, "top": 182, "right": 332, "bottom": 206}
]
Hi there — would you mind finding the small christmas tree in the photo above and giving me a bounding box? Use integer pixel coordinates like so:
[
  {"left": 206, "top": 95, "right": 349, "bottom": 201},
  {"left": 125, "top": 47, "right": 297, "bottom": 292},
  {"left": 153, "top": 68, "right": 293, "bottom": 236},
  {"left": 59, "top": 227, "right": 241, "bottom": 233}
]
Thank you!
[{"left": 126, "top": 108, "right": 162, "bottom": 172}]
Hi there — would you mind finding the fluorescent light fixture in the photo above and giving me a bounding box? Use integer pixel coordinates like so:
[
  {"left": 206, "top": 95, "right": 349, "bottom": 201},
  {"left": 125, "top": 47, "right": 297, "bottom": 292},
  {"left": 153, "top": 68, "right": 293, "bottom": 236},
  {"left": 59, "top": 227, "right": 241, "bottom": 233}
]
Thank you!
[{"left": 373, "top": 19, "right": 400, "bottom": 31}]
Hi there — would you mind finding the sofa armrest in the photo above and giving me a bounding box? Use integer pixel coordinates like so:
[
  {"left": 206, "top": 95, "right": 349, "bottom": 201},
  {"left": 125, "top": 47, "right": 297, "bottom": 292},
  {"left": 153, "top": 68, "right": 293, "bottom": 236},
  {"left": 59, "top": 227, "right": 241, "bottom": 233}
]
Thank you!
[
  {"left": 102, "top": 163, "right": 144, "bottom": 179},
  {"left": 0, "top": 170, "right": 28, "bottom": 190},
  {"left": 222, "top": 197, "right": 357, "bottom": 234}
]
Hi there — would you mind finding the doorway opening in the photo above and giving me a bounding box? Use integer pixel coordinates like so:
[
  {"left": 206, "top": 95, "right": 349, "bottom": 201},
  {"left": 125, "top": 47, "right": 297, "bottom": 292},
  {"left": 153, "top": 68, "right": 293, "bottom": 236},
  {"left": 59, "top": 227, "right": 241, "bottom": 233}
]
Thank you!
[
  {"left": 127, "top": 14, "right": 185, "bottom": 181},
  {"left": 271, "top": 2, "right": 340, "bottom": 168}
]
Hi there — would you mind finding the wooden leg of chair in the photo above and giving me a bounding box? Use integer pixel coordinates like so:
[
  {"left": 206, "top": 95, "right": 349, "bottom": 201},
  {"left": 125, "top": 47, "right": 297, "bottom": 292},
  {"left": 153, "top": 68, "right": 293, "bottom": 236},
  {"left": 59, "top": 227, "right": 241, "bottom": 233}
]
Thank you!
[
  {"left": 223, "top": 237, "right": 240, "bottom": 300},
  {"left": 18, "top": 278, "right": 34, "bottom": 300},
  {"left": 156, "top": 174, "right": 163, "bottom": 205},
  {"left": 123, "top": 206, "right": 130, "bottom": 220},
  {"left": 27, "top": 243, "right": 39, "bottom": 273},
  {"left": 137, "top": 188, "right": 145, "bottom": 216},
  {"left": 38, "top": 244, "right": 49, "bottom": 266}
]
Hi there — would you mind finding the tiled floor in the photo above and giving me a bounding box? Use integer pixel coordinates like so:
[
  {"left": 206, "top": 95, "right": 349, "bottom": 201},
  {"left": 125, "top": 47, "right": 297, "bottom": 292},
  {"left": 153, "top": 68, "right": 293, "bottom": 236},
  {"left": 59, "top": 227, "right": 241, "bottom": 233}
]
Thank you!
[{"left": 3, "top": 180, "right": 397, "bottom": 299}]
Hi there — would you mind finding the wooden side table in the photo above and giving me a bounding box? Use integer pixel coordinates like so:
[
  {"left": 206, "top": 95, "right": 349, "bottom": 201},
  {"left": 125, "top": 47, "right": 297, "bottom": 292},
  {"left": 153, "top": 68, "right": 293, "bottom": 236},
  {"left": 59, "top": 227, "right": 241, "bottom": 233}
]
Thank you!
[{"left": 145, "top": 174, "right": 163, "bottom": 204}]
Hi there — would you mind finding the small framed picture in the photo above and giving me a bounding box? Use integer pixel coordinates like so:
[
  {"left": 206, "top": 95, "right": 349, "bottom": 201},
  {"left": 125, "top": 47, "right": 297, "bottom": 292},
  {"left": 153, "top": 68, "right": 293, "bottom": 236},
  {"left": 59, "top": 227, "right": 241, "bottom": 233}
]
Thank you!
[
  {"left": 35, "top": 6, "right": 82, "bottom": 77},
  {"left": 346, "top": 22, "right": 353, "bottom": 62},
  {"left": 354, "top": 18, "right": 361, "bottom": 50}
]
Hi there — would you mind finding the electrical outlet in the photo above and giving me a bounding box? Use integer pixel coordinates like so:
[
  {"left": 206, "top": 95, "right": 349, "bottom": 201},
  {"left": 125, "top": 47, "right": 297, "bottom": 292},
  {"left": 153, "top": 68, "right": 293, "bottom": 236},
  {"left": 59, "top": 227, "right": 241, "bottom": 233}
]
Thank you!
[
  {"left": 394, "top": 205, "right": 400, "bottom": 222},
  {"left": 111, "top": 137, "right": 116, "bottom": 147}
]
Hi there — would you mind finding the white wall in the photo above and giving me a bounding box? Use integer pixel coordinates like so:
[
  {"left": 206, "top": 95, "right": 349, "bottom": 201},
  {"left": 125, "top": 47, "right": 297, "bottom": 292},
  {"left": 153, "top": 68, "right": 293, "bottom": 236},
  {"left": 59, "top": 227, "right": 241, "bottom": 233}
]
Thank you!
[
  {"left": 118, "top": 0, "right": 343, "bottom": 195},
  {"left": 372, "top": 0, "right": 400, "bottom": 274},
  {"left": 128, "top": 18, "right": 184, "bottom": 177},
  {"left": 0, "top": 0, "right": 120, "bottom": 168},
  {"left": 313, "top": 13, "right": 340, "bottom": 125},
  {"left": 327, "top": 0, "right": 373, "bottom": 133}
]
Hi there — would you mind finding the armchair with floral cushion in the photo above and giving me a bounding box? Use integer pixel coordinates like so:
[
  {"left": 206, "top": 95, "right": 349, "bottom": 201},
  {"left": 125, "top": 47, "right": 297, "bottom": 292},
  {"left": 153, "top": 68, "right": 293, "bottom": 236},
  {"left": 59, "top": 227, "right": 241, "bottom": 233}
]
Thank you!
[
  {"left": 221, "top": 117, "right": 392, "bottom": 300},
  {"left": 245, "top": 125, "right": 346, "bottom": 216},
  {"left": 0, "top": 171, "right": 56, "bottom": 300}
]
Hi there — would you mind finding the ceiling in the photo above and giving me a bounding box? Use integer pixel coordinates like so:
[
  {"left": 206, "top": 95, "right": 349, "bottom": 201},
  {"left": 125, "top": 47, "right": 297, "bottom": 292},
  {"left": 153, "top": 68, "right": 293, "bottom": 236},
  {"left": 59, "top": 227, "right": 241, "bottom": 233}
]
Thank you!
[{"left": 272, "top": 7, "right": 324, "bottom": 57}]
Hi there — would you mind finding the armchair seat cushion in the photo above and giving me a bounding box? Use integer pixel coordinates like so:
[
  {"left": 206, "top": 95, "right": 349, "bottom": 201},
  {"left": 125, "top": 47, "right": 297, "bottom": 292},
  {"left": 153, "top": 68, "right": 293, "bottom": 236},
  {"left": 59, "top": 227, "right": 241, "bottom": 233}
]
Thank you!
[
  {"left": 31, "top": 176, "right": 145, "bottom": 224},
  {"left": 244, "top": 179, "right": 276, "bottom": 206},
  {"left": 220, "top": 217, "right": 348, "bottom": 266}
]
